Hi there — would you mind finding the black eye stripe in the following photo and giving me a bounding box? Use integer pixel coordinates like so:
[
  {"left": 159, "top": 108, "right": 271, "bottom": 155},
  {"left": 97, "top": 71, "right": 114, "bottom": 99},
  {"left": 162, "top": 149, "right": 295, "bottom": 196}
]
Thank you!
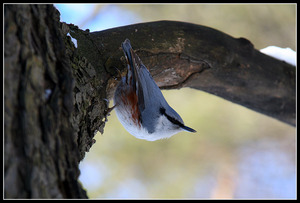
[
  {"left": 159, "top": 107, "right": 184, "bottom": 127},
  {"left": 159, "top": 107, "right": 166, "bottom": 115}
]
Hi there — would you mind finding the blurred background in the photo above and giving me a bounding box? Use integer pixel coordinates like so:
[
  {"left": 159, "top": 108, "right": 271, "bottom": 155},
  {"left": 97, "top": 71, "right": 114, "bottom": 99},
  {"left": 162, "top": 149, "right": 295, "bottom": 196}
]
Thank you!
[{"left": 55, "top": 4, "right": 296, "bottom": 199}]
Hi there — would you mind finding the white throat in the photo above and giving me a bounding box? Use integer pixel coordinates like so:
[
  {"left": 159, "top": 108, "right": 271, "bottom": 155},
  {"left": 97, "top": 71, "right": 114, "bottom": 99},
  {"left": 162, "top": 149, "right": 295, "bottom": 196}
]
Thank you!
[{"left": 115, "top": 107, "right": 182, "bottom": 141}]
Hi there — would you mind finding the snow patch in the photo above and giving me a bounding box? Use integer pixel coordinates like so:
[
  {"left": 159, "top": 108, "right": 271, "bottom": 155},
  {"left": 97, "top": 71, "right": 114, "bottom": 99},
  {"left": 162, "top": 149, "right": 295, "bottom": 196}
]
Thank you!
[{"left": 260, "top": 46, "right": 296, "bottom": 66}]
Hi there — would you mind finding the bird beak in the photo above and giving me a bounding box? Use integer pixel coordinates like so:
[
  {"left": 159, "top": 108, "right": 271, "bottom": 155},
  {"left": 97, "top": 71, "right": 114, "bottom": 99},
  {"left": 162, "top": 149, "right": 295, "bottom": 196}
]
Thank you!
[{"left": 181, "top": 125, "right": 197, "bottom": 133}]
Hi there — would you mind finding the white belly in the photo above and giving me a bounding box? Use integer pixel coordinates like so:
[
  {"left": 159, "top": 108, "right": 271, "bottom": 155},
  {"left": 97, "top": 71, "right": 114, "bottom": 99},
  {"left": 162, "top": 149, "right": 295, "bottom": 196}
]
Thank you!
[{"left": 115, "top": 105, "right": 182, "bottom": 141}]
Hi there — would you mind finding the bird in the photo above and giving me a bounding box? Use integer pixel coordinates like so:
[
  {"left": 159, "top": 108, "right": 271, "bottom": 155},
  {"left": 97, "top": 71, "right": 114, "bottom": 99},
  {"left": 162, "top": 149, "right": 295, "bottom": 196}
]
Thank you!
[{"left": 113, "top": 39, "right": 196, "bottom": 141}]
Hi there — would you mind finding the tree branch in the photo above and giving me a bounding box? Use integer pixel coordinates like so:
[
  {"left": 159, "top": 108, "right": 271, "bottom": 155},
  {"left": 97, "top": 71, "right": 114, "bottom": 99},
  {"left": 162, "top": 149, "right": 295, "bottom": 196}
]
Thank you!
[
  {"left": 5, "top": 5, "right": 295, "bottom": 198},
  {"left": 69, "top": 20, "right": 295, "bottom": 126}
]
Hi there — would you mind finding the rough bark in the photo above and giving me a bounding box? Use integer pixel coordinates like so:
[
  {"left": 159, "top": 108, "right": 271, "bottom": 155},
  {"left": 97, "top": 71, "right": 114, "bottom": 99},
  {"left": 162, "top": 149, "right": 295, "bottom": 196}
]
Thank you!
[
  {"left": 4, "top": 4, "right": 90, "bottom": 198},
  {"left": 69, "top": 21, "right": 295, "bottom": 126},
  {"left": 4, "top": 4, "right": 295, "bottom": 199}
]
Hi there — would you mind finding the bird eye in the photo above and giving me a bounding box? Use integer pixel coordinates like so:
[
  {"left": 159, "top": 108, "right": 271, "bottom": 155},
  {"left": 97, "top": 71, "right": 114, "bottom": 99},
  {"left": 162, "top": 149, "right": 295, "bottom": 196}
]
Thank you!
[
  {"left": 159, "top": 107, "right": 184, "bottom": 127},
  {"left": 159, "top": 107, "right": 166, "bottom": 115}
]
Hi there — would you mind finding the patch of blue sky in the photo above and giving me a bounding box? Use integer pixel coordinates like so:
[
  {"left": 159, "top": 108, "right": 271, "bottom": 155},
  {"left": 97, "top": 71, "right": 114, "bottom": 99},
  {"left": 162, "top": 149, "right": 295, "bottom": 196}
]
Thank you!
[
  {"left": 54, "top": 4, "right": 142, "bottom": 32},
  {"left": 235, "top": 140, "right": 296, "bottom": 199}
]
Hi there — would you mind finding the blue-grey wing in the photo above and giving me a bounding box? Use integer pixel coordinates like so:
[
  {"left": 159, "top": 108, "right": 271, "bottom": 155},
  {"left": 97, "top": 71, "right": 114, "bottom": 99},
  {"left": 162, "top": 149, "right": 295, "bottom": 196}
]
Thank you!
[{"left": 136, "top": 64, "right": 169, "bottom": 133}]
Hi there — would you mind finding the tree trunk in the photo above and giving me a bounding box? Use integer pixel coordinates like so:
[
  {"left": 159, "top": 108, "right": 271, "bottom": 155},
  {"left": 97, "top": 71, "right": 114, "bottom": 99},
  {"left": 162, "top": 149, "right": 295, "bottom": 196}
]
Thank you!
[
  {"left": 4, "top": 4, "right": 295, "bottom": 199},
  {"left": 4, "top": 4, "right": 91, "bottom": 198}
]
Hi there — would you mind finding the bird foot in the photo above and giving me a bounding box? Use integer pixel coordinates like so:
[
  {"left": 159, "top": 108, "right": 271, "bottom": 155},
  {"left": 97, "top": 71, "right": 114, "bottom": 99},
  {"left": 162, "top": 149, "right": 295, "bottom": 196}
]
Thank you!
[{"left": 104, "top": 104, "right": 116, "bottom": 122}]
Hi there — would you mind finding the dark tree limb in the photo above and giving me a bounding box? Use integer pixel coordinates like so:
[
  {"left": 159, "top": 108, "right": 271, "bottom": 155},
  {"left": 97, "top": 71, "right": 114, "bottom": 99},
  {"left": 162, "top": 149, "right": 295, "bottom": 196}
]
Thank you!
[
  {"left": 4, "top": 5, "right": 295, "bottom": 199},
  {"left": 69, "top": 20, "right": 295, "bottom": 126}
]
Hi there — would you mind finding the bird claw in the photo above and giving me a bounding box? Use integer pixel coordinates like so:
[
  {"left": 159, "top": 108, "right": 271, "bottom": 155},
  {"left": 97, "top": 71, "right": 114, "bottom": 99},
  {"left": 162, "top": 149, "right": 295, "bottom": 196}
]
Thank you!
[{"left": 104, "top": 105, "right": 116, "bottom": 122}]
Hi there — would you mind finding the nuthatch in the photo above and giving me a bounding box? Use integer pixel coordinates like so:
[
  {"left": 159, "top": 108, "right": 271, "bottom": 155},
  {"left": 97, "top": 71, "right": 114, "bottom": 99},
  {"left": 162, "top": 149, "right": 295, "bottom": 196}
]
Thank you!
[{"left": 114, "top": 39, "right": 196, "bottom": 141}]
